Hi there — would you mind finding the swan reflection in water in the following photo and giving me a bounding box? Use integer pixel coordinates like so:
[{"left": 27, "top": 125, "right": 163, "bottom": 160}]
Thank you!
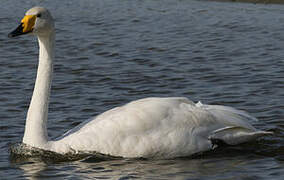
[{"left": 12, "top": 148, "right": 258, "bottom": 180}]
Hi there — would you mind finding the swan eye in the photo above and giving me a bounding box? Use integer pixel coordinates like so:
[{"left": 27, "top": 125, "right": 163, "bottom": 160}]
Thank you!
[{"left": 37, "top": 13, "right": 41, "bottom": 18}]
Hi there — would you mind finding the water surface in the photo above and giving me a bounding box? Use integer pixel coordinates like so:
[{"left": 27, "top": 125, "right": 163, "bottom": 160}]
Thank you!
[{"left": 0, "top": 0, "right": 283, "bottom": 179}]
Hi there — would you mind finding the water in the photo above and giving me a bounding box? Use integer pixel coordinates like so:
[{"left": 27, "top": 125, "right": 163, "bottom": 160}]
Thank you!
[{"left": 0, "top": 0, "right": 283, "bottom": 179}]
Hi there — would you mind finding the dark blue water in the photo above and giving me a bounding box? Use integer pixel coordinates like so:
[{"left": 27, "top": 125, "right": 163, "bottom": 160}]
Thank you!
[{"left": 0, "top": 0, "right": 283, "bottom": 179}]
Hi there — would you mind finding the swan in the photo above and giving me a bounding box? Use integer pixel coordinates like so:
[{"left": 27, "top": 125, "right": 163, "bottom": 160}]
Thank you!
[{"left": 8, "top": 7, "right": 272, "bottom": 158}]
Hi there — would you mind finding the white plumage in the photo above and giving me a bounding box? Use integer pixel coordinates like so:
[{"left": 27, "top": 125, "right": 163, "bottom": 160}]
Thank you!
[{"left": 9, "top": 7, "right": 271, "bottom": 159}]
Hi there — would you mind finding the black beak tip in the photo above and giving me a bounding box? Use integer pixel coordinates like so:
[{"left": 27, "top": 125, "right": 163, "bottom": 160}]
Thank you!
[
  {"left": 8, "top": 23, "right": 24, "bottom": 38},
  {"left": 8, "top": 33, "right": 15, "bottom": 38}
]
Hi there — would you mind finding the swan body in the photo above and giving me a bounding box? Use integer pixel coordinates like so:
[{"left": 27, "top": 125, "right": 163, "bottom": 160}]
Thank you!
[{"left": 9, "top": 7, "right": 272, "bottom": 158}]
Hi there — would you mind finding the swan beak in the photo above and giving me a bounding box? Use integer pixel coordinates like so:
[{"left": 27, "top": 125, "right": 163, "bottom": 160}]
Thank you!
[{"left": 8, "top": 15, "right": 36, "bottom": 38}]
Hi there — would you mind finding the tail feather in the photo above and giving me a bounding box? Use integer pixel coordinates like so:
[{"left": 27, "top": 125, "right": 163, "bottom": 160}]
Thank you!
[{"left": 209, "top": 126, "right": 273, "bottom": 146}]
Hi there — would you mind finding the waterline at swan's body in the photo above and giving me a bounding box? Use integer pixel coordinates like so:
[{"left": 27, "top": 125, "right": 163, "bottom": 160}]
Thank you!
[{"left": 8, "top": 6, "right": 272, "bottom": 159}]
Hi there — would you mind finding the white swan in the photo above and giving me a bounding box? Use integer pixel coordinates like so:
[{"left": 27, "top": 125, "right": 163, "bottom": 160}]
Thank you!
[{"left": 8, "top": 7, "right": 272, "bottom": 158}]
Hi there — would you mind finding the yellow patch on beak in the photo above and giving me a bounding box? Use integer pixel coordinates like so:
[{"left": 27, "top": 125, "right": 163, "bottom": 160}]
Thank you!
[{"left": 21, "top": 15, "right": 36, "bottom": 33}]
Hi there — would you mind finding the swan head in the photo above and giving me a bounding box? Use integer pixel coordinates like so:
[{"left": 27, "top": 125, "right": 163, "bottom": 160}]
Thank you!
[{"left": 8, "top": 7, "right": 54, "bottom": 38}]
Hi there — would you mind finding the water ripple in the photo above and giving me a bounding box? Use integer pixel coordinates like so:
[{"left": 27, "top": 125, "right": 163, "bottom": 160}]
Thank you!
[{"left": 0, "top": 0, "right": 284, "bottom": 179}]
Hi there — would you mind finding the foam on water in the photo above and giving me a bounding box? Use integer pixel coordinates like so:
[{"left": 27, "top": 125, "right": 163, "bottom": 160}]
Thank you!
[{"left": 9, "top": 143, "right": 118, "bottom": 163}]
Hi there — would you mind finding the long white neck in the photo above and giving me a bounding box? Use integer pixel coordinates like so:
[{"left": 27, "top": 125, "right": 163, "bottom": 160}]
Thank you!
[{"left": 23, "top": 32, "right": 55, "bottom": 147}]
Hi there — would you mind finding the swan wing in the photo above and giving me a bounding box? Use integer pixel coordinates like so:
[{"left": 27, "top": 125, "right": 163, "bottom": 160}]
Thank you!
[{"left": 196, "top": 101, "right": 258, "bottom": 129}]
